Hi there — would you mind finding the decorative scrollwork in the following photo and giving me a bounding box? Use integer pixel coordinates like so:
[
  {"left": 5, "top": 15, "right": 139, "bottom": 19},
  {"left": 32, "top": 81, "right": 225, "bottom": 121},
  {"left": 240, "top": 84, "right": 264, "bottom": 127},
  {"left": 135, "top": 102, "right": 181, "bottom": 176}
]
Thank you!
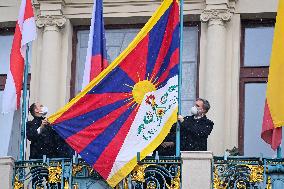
[
  {"left": 130, "top": 162, "right": 181, "bottom": 189},
  {"left": 48, "top": 165, "right": 62, "bottom": 183},
  {"left": 36, "top": 15, "right": 67, "bottom": 29},
  {"left": 200, "top": 9, "right": 232, "bottom": 24},
  {"left": 213, "top": 158, "right": 265, "bottom": 189},
  {"left": 165, "top": 167, "right": 180, "bottom": 189},
  {"left": 131, "top": 164, "right": 149, "bottom": 182}
]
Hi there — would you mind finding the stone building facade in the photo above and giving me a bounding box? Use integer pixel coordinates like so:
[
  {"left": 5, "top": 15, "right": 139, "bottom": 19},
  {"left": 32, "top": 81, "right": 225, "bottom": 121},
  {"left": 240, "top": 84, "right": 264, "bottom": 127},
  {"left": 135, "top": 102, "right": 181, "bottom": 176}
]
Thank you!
[{"left": 0, "top": 0, "right": 279, "bottom": 159}]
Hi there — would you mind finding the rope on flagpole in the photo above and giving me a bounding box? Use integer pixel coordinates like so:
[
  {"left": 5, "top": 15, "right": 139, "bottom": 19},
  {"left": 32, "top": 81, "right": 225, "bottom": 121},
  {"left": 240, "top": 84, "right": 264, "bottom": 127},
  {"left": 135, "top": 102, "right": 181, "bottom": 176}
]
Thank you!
[
  {"left": 176, "top": 0, "right": 184, "bottom": 157},
  {"left": 20, "top": 44, "right": 30, "bottom": 161}
]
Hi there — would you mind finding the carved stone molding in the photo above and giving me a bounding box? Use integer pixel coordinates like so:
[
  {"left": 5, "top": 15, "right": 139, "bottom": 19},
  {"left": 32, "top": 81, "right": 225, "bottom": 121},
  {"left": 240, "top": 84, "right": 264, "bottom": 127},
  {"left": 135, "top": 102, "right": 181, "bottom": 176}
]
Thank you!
[
  {"left": 36, "top": 15, "right": 67, "bottom": 29},
  {"left": 200, "top": 9, "right": 232, "bottom": 24}
]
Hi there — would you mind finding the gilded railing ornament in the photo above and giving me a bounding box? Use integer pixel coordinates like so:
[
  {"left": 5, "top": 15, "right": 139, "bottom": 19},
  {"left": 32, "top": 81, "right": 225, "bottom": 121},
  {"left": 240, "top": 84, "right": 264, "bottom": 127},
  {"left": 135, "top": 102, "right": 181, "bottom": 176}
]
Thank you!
[
  {"left": 248, "top": 165, "right": 264, "bottom": 183},
  {"left": 146, "top": 181, "right": 156, "bottom": 189},
  {"left": 266, "top": 176, "right": 272, "bottom": 189},
  {"left": 73, "top": 183, "right": 79, "bottom": 189},
  {"left": 166, "top": 167, "right": 180, "bottom": 189},
  {"left": 72, "top": 164, "right": 84, "bottom": 176},
  {"left": 64, "top": 179, "right": 70, "bottom": 189},
  {"left": 48, "top": 165, "right": 62, "bottom": 183},
  {"left": 131, "top": 164, "right": 149, "bottom": 182},
  {"left": 13, "top": 176, "right": 23, "bottom": 189},
  {"left": 213, "top": 168, "right": 228, "bottom": 189}
]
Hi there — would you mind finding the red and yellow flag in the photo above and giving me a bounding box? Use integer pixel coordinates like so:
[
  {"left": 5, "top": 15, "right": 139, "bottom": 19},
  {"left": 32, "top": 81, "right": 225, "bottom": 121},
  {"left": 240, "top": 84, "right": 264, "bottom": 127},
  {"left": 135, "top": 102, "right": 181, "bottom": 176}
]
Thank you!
[{"left": 262, "top": 0, "right": 284, "bottom": 150}]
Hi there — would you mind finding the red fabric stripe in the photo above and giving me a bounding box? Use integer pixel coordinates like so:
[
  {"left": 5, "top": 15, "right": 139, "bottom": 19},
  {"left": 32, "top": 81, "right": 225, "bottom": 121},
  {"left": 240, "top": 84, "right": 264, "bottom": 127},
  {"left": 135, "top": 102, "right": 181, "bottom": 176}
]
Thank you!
[
  {"left": 92, "top": 108, "right": 138, "bottom": 179},
  {"left": 119, "top": 35, "right": 149, "bottom": 83},
  {"left": 261, "top": 100, "right": 282, "bottom": 150},
  {"left": 90, "top": 55, "right": 108, "bottom": 80},
  {"left": 151, "top": 2, "right": 179, "bottom": 79},
  {"left": 10, "top": 23, "right": 24, "bottom": 109},
  {"left": 24, "top": 0, "right": 34, "bottom": 20},
  {"left": 53, "top": 93, "right": 130, "bottom": 124},
  {"left": 66, "top": 104, "right": 130, "bottom": 153},
  {"left": 158, "top": 48, "right": 179, "bottom": 84}
]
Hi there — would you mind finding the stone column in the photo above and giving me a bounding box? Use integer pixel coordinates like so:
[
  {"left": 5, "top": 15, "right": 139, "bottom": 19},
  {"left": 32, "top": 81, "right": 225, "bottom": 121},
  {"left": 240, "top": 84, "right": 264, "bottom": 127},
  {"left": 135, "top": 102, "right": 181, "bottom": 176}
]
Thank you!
[
  {"left": 0, "top": 157, "right": 15, "bottom": 189},
  {"left": 200, "top": 5, "right": 232, "bottom": 155},
  {"left": 36, "top": 16, "right": 67, "bottom": 114},
  {"left": 181, "top": 151, "right": 213, "bottom": 189}
]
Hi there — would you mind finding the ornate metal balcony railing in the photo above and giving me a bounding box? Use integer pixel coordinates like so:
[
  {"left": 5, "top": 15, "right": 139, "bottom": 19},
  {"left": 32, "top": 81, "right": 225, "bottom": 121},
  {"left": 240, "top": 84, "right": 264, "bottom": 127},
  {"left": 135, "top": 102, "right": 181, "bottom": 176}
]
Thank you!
[
  {"left": 213, "top": 156, "right": 284, "bottom": 189},
  {"left": 13, "top": 156, "right": 181, "bottom": 189}
]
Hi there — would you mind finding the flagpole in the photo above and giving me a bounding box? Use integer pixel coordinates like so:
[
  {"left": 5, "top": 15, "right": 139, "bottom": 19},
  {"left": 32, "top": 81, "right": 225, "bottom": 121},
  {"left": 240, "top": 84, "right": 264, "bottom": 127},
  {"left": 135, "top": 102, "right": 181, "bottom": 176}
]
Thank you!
[
  {"left": 176, "top": 0, "right": 184, "bottom": 157},
  {"left": 277, "top": 146, "right": 282, "bottom": 158},
  {"left": 20, "top": 44, "right": 30, "bottom": 161}
]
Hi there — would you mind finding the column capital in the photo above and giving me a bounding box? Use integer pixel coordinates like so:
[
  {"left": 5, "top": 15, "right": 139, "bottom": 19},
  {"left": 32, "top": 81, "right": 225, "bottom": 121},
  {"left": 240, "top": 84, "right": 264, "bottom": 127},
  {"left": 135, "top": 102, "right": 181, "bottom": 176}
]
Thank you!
[
  {"left": 36, "top": 15, "right": 67, "bottom": 29},
  {"left": 200, "top": 9, "right": 232, "bottom": 24}
]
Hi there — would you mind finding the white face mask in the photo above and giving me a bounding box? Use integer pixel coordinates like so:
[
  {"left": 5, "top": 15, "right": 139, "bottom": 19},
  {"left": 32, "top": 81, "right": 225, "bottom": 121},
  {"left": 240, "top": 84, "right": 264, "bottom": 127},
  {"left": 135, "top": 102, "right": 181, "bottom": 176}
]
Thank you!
[
  {"left": 39, "top": 106, "right": 48, "bottom": 116},
  {"left": 191, "top": 106, "right": 199, "bottom": 115}
]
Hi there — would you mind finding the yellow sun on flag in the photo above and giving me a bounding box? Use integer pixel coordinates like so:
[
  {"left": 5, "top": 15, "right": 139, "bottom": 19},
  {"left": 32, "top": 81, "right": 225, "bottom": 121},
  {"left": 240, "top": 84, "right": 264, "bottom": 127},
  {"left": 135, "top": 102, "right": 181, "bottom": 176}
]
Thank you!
[{"left": 132, "top": 80, "right": 156, "bottom": 104}]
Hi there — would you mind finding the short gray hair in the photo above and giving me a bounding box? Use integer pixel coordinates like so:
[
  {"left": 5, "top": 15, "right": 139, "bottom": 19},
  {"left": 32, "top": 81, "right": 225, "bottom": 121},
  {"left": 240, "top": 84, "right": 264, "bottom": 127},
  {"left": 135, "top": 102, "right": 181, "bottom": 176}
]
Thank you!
[{"left": 197, "top": 98, "right": 210, "bottom": 113}]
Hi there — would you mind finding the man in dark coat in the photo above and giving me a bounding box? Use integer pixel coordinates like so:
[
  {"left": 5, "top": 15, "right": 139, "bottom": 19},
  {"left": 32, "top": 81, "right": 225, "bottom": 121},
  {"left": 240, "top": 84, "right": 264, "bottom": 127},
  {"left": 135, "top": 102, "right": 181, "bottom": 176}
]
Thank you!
[
  {"left": 27, "top": 102, "right": 73, "bottom": 159},
  {"left": 156, "top": 98, "right": 214, "bottom": 155}
]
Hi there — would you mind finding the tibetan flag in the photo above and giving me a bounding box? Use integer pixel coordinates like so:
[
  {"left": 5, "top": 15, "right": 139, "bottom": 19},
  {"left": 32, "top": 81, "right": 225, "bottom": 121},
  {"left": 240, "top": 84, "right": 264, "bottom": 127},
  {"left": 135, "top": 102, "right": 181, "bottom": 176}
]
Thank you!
[
  {"left": 82, "top": 0, "right": 108, "bottom": 89},
  {"left": 2, "top": 0, "right": 36, "bottom": 113},
  {"left": 261, "top": 0, "right": 284, "bottom": 150},
  {"left": 49, "top": 0, "right": 179, "bottom": 187}
]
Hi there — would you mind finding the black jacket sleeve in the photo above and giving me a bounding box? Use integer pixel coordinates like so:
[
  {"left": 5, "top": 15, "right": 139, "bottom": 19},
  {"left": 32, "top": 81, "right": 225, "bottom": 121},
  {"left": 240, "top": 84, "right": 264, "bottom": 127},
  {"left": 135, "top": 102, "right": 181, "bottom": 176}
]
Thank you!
[{"left": 26, "top": 121, "right": 40, "bottom": 141}]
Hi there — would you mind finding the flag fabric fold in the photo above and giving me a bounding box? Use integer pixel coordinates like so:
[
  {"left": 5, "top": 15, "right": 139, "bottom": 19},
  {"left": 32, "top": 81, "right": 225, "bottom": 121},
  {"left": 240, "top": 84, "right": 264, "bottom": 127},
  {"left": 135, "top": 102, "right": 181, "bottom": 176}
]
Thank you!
[
  {"left": 261, "top": 0, "right": 284, "bottom": 150},
  {"left": 48, "top": 0, "right": 180, "bottom": 187},
  {"left": 2, "top": 0, "right": 36, "bottom": 113},
  {"left": 82, "top": 0, "right": 108, "bottom": 89}
]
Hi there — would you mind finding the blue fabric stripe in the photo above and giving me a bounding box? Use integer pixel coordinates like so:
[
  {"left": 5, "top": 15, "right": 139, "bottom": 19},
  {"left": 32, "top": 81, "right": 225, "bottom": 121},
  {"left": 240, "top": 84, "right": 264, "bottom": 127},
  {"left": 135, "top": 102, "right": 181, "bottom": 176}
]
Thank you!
[
  {"left": 79, "top": 106, "right": 135, "bottom": 165},
  {"left": 53, "top": 99, "right": 127, "bottom": 139},
  {"left": 88, "top": 67, "right": 135, "bottom": 94},
  {"left": 157, "top": 64, "right": 179, "bottom": 89},
  {"left": 155, "top": 25, "right": 179, "bottom": 79},
  {"left": 146, "top": 6, "right": 171, "bottom": 77},
  {"left": 92, "top": 0, "right": 108, "bottom": 60}
]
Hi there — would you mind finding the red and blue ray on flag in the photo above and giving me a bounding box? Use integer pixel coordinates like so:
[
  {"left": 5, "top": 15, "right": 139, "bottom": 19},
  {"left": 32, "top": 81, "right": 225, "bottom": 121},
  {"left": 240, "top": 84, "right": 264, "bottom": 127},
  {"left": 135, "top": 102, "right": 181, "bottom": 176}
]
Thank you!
[
  {"left": 49, "top": 0, "right": 180, "bottom": 187},
  {"left": 82, "top": 0, "right": 108, "bottom": 89}
]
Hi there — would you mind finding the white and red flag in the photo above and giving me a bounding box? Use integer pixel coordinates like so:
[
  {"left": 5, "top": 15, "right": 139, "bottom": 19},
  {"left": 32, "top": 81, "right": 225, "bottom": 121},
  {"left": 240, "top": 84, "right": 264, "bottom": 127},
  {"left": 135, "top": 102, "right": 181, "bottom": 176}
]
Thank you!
[{"left": 2, "top": 0, "right": 36, "bottom": 113}]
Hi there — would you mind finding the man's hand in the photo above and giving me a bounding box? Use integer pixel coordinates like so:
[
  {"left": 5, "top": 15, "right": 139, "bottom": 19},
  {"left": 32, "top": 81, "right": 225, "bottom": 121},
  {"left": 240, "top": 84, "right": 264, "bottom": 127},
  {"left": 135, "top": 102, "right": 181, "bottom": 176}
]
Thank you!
[
  {"left": 40, "top": 119, "right": 49, "bottom": 127},
  {"left": 178, "top": 115, "right": 184, "bottom": 123},
  {"left": 161, "top": 142, "right": 175, "bottom": 148}
]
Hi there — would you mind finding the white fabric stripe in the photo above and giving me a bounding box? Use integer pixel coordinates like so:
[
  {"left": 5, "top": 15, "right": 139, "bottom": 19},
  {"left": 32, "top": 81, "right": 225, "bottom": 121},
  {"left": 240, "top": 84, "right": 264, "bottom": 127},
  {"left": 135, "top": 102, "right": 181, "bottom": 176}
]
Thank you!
[
  {"left": 108, "top": 75, "right": 178, "bottom": 179},
  {"left": 82, "top": 0, "right": 97, "bottom": 90},
  {"left": 2, "top": 71, "right": 17, "bottom": 113},
  {"left": 17, "top": 0, "right": 27, "bottom": 32},
  {"left": 21, "top": 17, "right": 36, "bottom": 58},
  {"left": 21, "top": 17, "right": 36, "bottom": 47}
]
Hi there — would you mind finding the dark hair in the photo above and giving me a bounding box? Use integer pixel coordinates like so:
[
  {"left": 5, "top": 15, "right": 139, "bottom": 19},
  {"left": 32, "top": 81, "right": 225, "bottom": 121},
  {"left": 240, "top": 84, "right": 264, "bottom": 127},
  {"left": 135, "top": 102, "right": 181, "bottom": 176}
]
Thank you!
[
  {"left": 29, "top": 103, "right": 37, "bottom": 117},
  {"left": 197, "top": 98, "right": 210, "bottom": 113}
]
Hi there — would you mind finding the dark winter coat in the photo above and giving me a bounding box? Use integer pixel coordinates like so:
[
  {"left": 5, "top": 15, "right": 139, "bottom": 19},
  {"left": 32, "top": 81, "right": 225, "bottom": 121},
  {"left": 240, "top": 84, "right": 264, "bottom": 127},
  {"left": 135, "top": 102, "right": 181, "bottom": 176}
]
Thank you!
[{"left": 26, "top": 116, "right": 73, "bottom": 159}]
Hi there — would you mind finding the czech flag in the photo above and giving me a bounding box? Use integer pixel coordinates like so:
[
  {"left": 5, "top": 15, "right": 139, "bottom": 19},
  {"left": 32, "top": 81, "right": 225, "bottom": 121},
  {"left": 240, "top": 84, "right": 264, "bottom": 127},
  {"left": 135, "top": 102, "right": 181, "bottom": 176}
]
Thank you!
[
  {"left": 2, "top": 0, "right": 36, "bottom": 113},
  {"left": 262, "top": 0, "right": 284, "bottom": 150},
  {"left": 49, "top": 0, "right": 179, "bottom": 187},
  {"left": 82, "top": 0, "right": 108, "bottom": 89}
]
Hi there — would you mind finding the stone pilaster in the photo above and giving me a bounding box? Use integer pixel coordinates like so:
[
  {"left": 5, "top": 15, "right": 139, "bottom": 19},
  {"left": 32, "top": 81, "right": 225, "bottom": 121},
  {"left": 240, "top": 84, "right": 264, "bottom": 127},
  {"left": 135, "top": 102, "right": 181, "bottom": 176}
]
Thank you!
[
  {"left": 199, "top": 1, "right": 234, "bottom": 155},
  {"left": 34, "top": 15, "right": 67, "bottom": 115}
]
